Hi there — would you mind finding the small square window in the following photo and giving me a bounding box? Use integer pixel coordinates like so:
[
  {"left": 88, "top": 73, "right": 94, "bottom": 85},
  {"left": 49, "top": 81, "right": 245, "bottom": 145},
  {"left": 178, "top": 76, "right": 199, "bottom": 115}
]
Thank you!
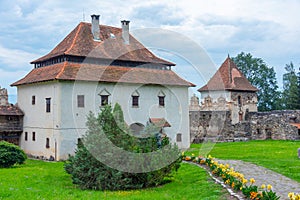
[
  {"left": 132, "top": 96, "right": 139, "bottom": 107},
  {"left": 32, "top": 96, "right": 36, "bottom": 105},
  {"left": 32, "top": 132, "right": 36, "bottom": 141},
  {"left": 101, "top": 95, "right": 108, "bottom": 106},
  {"left": 159, "top": 96, "right": 165, "bottom": 107},
  {"left": 77, "top": 95, "right": 84, "bottom": 107}
]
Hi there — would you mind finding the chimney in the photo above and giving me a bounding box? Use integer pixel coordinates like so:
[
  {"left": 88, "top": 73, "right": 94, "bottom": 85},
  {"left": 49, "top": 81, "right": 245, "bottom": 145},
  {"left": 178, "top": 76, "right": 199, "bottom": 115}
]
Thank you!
[
  {"left": 121, "top": 20, "right": 130, "bottom": 44},
  {"left": 91, "top": 14, "right": 100, "bottom": 41}
]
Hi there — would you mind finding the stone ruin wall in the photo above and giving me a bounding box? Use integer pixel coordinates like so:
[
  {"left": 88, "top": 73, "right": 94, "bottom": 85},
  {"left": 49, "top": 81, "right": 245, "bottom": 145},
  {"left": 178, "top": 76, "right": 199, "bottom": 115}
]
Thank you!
[{"left": 190, "top": 110, "right": 300, "bottom": 143}]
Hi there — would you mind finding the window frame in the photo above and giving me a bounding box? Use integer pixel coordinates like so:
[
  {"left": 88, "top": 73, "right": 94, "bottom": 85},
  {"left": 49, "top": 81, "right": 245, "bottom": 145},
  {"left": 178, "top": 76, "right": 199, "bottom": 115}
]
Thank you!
[
  {"left": 100, "top": 95, "right": 109, "bottom": 106},
  {"left": 32, "top": 95, "right": 36, "bottom": 105},
  {"left": 132, "top": 95, "right": 139, "bottom": 107},
  {"left": 32, "top": 132, "right": 36, "bottom": 141},
  {"left": 77, "top": 95, "right": 85, "bottom": 108},
  {"left": 46, "top": 98, "right": 51, "bottom": 113},
  {"left": 158, "top": 96, "right": 165, "bottom": 107},
  {"left": 46, "top": 138, "right": 50, "bottom": 148}
]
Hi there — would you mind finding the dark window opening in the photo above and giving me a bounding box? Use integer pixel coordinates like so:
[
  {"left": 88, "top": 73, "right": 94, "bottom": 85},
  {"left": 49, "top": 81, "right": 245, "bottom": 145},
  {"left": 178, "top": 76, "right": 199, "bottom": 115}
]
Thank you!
[
  {"left": 132, "top": 96, "right": 139, "bottom": 107},
  {"left": 159, "top": 96, "right": 165, "bottom": 107},
  {"left": 46, "top": 98, "right": 51, "bottom": 113},
  {"left": 101, "top": 95, "right": 109, "bottom": 106},
  {"left": 25, "top": 132, "right": 28, "bottom": 141},
  {"left": 77, "top": 138, "right": 83, "bottom": 147},
  {"left": 32, "top": 95, "right": 36, "bottom": 105},
  {"left": 238, "top": 96, "right": 242, "bottom": 107},
  {"left": 265, "top": 129, "right": 272, "bottom": 139},
  {"left": 257, "top": 129, "right": 260, "bottom": 135},
  {"left": 298, "top": 129, "right": 300, "bottom": 136},
  {"left": 32, "top": 132, "right": 35, "bottom": 141},
  {"left": 46, "top": 138, "right": 50, "bottom": 148},
  {"left": 77, "top": 95, "right": 84, "bottom": 107},
  {"left": 176, "top": 133, "right": 182, "bottom": 142}
]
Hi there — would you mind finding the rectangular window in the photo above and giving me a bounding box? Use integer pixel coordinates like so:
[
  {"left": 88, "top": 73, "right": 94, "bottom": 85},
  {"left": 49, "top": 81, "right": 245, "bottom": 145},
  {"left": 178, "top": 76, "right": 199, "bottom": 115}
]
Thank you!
[
  {"left": 46, "top": 138, "right": 50, "bottom": 148},
  {"left": 32, "top": 132, "right": 36, "bottom": 141},
  {"left": 77, "top": 95, "right": 84, "bottom": 108},
  {"left": 159, "top": 96, "right": 165, "bottom": 107},
  {"left": 46, "top": 98, "right": 51, "bottom": 113},
  {"left": 32, "top": 95, "right": 36, "bottom": 105},
  {"left": 132, "top": 96, "right": 139, "bottom": 107},
  {"left": 25, "top": 132, "right": 28, "bottom": 141},
  {"left": 176, "top": 133, "right": 182, "bottom": 142},
  {"left": 101, "top": 95, "right": 108, "bottom": 106}
]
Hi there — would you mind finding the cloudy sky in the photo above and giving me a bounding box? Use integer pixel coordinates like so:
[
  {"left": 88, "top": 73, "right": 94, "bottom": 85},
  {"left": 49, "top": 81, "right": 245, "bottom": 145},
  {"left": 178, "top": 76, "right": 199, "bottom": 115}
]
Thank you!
[{"left": 1, "top": 0, "right": 300, "bottom": 102}]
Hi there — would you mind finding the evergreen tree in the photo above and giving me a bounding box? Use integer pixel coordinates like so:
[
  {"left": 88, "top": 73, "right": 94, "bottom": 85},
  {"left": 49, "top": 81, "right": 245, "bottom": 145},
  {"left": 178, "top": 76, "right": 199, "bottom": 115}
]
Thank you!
[
  {"left": 282, "top": 62, "right": 300, "bottom": 109},
  {"left": 65, "top": 104, "right": 181, "bottom": 190},
  {"left": 232, "top": 52, "right": 280, "bottom": 111}
]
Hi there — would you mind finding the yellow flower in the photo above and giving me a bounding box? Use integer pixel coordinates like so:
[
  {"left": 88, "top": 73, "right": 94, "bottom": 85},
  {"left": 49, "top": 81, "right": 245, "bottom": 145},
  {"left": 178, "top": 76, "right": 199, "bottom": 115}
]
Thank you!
[
  {"left": 267, "top": 184, "right": 272, "bottom": 190},
  {"left": 181, "top": 151, "right": 185, "bottom": 156},
  {"left": 250, "top": 178, "right": 255, "bottom": 184},
  {"left": 261, "top": 184, "right": 266, "bottom": 189},
  {"left": 231, "top": 182, "right": 235, "bottom": 188},
  {"left": 208, "top": 155, "right": 213, "bottom": 159},
  {"left": 242, "top": 178, "right": 248, "bottom": 184},
  {"left": 192, "top": 153, "right": 195, "bottom": 157},
  {"left": 288, "top": 192, "right": 294, "bottom": 198}
]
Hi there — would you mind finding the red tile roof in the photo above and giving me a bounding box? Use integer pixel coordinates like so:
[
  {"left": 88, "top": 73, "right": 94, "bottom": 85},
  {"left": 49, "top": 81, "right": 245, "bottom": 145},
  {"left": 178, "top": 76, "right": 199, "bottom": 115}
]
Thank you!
[
  {"left": 31, "top": 22, "right": 174, "bottom": 66},
  {"left": 11, "top": 62, "right": 194, "bottom": 87},
  {"left": 0, "top": 105, "right": 24, "bottom": 116},
  {"left": 198, "top": 56, "right": 258, "bottom": 92},
  {"left": 149, "top": 118, "right": 171, "bottom": 127}
]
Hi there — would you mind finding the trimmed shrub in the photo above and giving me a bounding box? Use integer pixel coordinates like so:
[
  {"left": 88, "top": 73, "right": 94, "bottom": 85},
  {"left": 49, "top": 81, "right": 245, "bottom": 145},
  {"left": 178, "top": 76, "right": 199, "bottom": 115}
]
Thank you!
[
  {"left": 65, "top": 103, "right": 181, "bottom": 190},
  {"left": 0, "top": 141, "right": 27, "bottom": 168}
]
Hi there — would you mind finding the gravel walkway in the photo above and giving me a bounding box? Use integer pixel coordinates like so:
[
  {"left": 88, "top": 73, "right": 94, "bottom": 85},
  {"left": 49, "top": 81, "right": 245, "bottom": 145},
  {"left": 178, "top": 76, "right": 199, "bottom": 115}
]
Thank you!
[{"left": 217, "top": 160, "right": 300, "bottom": 200}]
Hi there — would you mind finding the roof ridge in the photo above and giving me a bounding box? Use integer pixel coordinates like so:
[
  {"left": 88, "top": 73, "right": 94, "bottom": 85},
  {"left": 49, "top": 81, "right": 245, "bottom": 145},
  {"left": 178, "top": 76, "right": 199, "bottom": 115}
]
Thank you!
[
  {"left": 55, "top": 61, "right": 67, "bottom": 79},
  {"left": 65, "top": 23, "right": 83, "bottom": 54}
]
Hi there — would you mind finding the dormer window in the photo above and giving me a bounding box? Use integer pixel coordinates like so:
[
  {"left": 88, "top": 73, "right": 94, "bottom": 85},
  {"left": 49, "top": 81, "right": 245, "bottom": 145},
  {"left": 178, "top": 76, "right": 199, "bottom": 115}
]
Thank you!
[
  {"left": 99, "top": 88, "right": 111, "bottom": 106},
  {"left": 131, "top": 90, "right": 140, "bottom": 107},
  {"left": 158, "top": 91, "right": 165, "bottom": 107}
]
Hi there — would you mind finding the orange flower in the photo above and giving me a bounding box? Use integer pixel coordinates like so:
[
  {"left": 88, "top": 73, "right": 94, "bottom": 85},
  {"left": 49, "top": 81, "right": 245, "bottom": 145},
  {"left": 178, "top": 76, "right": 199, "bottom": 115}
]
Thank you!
[{"left": 250, "top": 192, "right": 258, "bottom": 200}]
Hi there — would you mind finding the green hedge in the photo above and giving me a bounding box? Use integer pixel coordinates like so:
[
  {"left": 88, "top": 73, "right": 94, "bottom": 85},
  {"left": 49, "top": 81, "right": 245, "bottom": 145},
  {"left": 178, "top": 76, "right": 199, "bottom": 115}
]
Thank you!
[{"left": 0, "top": 141, "right": 27, "bottom": 168}]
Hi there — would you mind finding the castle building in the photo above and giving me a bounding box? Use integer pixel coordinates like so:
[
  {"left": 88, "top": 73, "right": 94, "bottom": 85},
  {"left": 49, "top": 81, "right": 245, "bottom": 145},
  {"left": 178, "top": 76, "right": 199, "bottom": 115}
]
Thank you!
[
  {"left": 190, "top": 56, "right": 300, "bottom": 142},
  {"left": 0, "top": 87, "right": 23, "bottom": 145},
  {"left": 198, "top": 56, "right": 258, "bottom": 124},
  {"left": 11, "top": 15, "right": 194, "bottom": 160}
]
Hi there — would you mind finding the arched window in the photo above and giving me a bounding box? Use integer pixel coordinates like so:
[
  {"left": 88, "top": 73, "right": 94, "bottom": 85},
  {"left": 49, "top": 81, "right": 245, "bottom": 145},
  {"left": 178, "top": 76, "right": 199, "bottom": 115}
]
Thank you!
[{"left": 129, "top": 123, "right": 145, "bottom": 135}]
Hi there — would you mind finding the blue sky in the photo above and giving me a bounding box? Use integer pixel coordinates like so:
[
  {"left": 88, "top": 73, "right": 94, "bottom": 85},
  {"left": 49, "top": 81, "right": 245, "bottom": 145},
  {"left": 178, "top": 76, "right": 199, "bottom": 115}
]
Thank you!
[{"left": 1, "top": 0, "right": 300, "bottom": 102}]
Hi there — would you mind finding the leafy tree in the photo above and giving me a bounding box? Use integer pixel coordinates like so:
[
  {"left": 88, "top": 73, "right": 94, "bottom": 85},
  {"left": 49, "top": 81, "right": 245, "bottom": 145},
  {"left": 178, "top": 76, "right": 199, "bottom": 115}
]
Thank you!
[
  {"left": 0, "top": 141, "right": 27, "bottom": 168},
  {"left": 232, "top": 52, "right": 280, "bottom": 111},
  {"left": 65, "top": 104, "right": 181, "bottom": 190},
  {"left": 282, "top": 62, "right": 300, "bottom": 109}
]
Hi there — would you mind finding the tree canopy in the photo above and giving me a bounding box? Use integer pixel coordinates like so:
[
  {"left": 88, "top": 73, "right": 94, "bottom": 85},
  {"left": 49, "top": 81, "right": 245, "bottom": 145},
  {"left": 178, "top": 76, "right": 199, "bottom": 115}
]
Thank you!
[
  {"left": 282, "top": 62, "right": 300, "bottom": 110},
  {"left": 232, "top": 52, "right": 280, "bottom": 111}
]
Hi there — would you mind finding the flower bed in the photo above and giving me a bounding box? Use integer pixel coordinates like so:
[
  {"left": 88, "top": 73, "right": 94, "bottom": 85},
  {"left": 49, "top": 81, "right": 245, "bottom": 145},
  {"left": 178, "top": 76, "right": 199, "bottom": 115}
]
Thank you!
[{"left": 182, "top": 153, "right": 281, "bottom": 200}]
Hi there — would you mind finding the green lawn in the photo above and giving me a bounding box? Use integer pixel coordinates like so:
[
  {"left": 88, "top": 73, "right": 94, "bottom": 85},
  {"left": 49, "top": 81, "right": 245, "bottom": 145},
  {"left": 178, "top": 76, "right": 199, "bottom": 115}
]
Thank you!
[
  {"left": 0, "top": 160, "right": 226, "bottom": 200},
  {"left": 187, "top": 140, "right": 300, "bottom": 182}
]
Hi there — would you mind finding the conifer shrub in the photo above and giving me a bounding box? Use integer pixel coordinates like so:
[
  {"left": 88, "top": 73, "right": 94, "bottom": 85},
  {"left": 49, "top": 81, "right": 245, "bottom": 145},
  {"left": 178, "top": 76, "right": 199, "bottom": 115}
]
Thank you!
[
  {"left": 65, "top": 103, "right": 181, "bottom": 190},
  {"left": 0, "top": 141, "right": 27, "bottom": 168}
]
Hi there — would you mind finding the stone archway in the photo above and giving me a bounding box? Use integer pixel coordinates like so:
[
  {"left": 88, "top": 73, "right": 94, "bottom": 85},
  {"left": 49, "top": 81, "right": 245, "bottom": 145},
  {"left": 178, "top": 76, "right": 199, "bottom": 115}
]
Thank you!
[{"left": 129, "top": 123, "right": 145, "bottom": 135}]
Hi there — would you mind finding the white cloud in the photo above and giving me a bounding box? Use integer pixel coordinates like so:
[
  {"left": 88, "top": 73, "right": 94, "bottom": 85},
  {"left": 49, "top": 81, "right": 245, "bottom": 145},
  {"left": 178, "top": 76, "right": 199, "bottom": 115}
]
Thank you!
[
  {"left": 0, "top": 0, "right": 300, "bottom": 91},
  {"left": 0, "top": 45, "right": 38, "bottom": 70}
]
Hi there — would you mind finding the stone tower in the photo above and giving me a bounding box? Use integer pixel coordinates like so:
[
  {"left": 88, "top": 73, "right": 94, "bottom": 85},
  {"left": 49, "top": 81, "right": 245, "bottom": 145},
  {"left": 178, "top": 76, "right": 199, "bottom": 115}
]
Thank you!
[
  {"left": 198, "top": 56, "right": 258, "bottom": 124},
  {"left": 0, "top": 86, "right": 9, "bottom": 106}
]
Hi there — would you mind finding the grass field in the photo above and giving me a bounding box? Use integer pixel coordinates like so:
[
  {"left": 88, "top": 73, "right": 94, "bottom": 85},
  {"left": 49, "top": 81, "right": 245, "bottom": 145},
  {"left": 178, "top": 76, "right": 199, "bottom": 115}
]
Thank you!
[
  {"left": 187, "top": 140, "right": 300, "bottom": 182},
  {"left": 0, "top": 160, "right": 226, "bottom": 200}
]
